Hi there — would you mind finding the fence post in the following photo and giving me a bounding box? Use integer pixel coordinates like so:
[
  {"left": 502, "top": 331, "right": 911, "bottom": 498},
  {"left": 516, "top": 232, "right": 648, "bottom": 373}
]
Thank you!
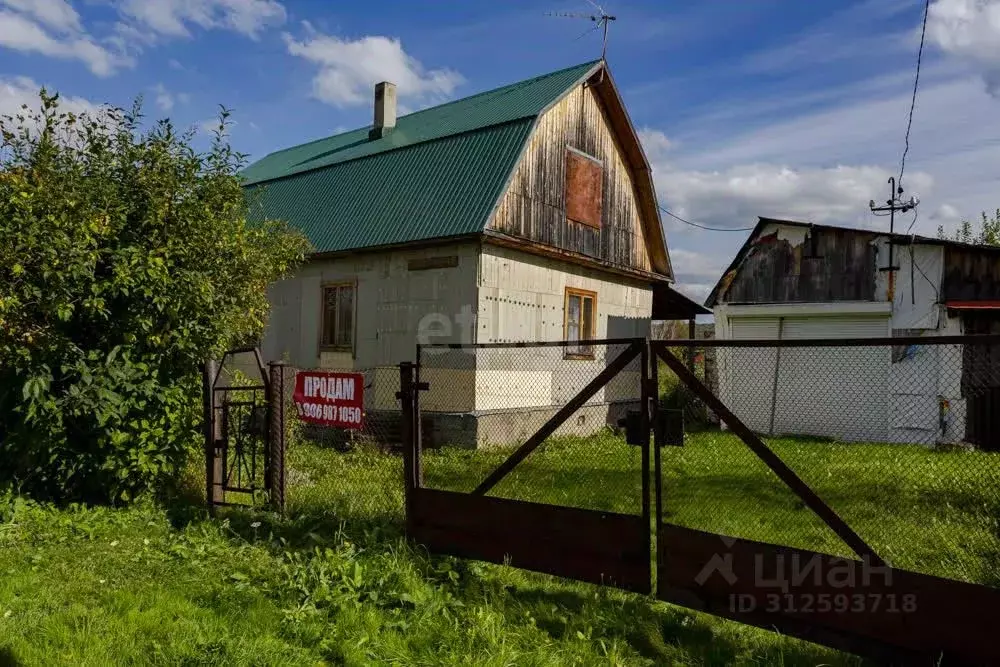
[
  {"left": 202, "top": 359, "right": 220, "bottom": 514},
  {"left": 268, "top": 361, "right": 288, "bottom": 514},
  {"left": 398, "top": 361, "right": 417, "bottom": 533},
  {"left": 640, "top": 339, "right": 652, "bottom": 593},
  {"left": 687, "top": 318, "right": 696, "bottom": 372}
]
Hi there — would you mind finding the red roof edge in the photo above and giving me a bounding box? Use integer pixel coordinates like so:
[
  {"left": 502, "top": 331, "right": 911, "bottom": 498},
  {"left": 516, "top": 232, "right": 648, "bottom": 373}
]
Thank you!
[{"left": 945, "top": 301, "right": 1000, "bottom": 310}]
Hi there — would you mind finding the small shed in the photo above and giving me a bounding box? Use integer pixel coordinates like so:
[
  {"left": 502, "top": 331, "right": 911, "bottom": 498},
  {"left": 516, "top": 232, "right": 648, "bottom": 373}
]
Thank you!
[{"left": 705, "top": 218, "right": 1000, "bottom": 449}]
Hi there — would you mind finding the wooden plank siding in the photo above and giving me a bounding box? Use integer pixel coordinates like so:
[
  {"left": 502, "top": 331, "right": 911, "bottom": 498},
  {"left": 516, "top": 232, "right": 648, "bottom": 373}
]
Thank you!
[
  {"left": 489, "top": 83, "right": 652, "bottom": 274},
  {"left": 721, "top": 227, "right": 878, "bottom": 304},
  {"left": 942, "top": 245, "right": 1000, "bottom": 301}
]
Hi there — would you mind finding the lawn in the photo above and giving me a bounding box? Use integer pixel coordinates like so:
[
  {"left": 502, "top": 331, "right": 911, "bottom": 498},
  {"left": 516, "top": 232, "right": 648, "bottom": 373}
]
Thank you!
[
  {"left": 1, "top": 428, "right": 997, "bottom": 665},
  {"left": 288, "top": 429, "right": 1000, "bottom": 586}
]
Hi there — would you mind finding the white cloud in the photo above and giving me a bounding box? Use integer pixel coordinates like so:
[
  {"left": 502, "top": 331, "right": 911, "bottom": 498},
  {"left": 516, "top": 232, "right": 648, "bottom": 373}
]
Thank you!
[
  {"left": 119, "top": 0, "right": 287, "bottom": 40},
  {"left": 0, "top": 0, "right": 81, "bottom": 33},
  {"left": 656, "top": 163, "right": 935, "bottom": 232},
  {"left": 928, "top": 0, "right": 1000, "bottom": 95},
  {"left": 0, "top": 75, "right": 104, "bottom": 121},
  {"left": 152, "top": 83, "right": 174, "bottom": 112},
  {"left": 198, "top": 116, "right": 237, "bottom": 137},
  {"left": 0, "top": 9, "right": 129, "bottom": 77},
  {"left": 638, "top": 128, "right": 673, "bottom": 157},
  {"left": 283, "top": 32, "right": 464, "bottom": 108}
]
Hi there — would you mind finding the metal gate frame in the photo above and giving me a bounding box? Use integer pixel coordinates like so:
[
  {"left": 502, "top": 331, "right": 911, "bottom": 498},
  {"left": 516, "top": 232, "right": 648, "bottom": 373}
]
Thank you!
[
  {"left": 651, "top": 338, "right": 1000, "bottom": 665},
  {"left": 201, "top": 347, "right": 281, "bottom": 512},
  {"left": 402, "top": 338, "right": 654, "bottom": 593}
]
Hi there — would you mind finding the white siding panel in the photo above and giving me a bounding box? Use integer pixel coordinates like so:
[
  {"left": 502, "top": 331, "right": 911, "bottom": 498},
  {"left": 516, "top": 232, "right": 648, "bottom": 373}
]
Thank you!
[
  {"left": 261, "top": 243, "right": 480, "bottom": 369},
  {"left": 475, "top": 244, "right": 651, "bottom": 412}
]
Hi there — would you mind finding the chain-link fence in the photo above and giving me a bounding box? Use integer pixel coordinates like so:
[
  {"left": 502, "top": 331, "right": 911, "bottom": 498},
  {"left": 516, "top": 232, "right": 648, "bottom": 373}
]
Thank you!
[
  {"left": 417, "top": 340, "right": 647, "bottom": 516},
  {"left": 275, "top": 364, "right": 406, "bottom": 528},
  {"left": 655, "top": 337, "right": 1000, "bottom": 588}
]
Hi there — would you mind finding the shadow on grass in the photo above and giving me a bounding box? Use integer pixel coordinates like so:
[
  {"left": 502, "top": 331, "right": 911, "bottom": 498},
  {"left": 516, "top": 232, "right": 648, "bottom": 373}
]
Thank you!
[
  {"left": 0, "top": 647, "right": 22, "bottom": 667},
  {"left": 505, "top": 584, "right": 858, "bottom": 666}
]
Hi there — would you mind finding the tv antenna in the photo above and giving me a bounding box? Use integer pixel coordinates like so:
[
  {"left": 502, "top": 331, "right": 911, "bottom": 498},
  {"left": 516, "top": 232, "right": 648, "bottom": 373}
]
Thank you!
[{"left": 547, "top": 1, "right": 617, "bottom": 61}]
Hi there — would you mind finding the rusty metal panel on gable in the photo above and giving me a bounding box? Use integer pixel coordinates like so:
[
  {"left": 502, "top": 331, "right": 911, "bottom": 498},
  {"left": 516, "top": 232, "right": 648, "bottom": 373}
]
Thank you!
[{"left": 565, "top": 149, "right": 603, "bottom": 229}]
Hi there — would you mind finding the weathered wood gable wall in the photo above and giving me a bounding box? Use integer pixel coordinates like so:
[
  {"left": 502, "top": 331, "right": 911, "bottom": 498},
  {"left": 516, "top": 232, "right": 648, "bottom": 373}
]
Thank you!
[
  {"left": 942, "top": 246, "right": 1000, "bottom": 301},
  {"left": 722, "top": 227, "right": 878, "bottom": 304},
  {"left": 488, "top": 83, "right": 652, "bottom": 273}
]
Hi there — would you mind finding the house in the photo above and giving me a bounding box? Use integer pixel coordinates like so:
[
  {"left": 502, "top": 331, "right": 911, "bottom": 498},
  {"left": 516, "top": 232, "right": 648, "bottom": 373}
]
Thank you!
[
  {"left": 245, "top": 60, "right": 707, "bottom": 445},
  {"left": 705, "top": 217, "right": 1000, "bottom": 449}
]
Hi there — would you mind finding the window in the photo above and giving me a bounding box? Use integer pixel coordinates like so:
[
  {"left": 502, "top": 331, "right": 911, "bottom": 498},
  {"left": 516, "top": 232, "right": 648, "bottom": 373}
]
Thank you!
[
  {"left": 565, "top": 148, "right": 603, "bottom": 229},
  {"left": 321, "top": 283, "right": 354, "bottom": 350},
  {"left": 565, "top": 288, "right": 596, "bottom": 358}
]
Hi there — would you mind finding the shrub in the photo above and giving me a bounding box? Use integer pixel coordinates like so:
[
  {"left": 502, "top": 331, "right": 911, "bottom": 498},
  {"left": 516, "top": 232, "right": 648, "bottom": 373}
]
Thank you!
[{"left": 0, "top": 92, "right": 309, "bottom": 502}]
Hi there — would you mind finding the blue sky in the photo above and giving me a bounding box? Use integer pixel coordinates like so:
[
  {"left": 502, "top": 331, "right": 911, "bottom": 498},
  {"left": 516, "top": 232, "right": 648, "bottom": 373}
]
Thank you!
[{"left": 2, "top": 0, "right": 1000, "bottom": 302}]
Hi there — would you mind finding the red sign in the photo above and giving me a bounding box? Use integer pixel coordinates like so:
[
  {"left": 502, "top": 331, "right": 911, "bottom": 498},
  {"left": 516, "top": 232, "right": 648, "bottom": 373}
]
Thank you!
[{"left": 293, "top": 371, "right": 364, "bottom": 429}]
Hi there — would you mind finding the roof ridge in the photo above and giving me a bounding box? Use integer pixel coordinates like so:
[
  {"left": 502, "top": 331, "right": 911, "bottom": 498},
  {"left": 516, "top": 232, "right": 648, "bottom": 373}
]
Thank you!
[
  {"left": 246, "top": 60, "right": 601, "bottom": 170},
  {"left": 254, "top": 117, "right": 536, "bottom": 188},
  {"left": 394, "top": 58, "right": 601, "bottom": 121}
]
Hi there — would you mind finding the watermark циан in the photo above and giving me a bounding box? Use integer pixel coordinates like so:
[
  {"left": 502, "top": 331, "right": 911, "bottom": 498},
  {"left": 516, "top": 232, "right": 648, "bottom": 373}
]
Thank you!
[{"left": 693, "top": 537, "right": 917, "bottom": 616}]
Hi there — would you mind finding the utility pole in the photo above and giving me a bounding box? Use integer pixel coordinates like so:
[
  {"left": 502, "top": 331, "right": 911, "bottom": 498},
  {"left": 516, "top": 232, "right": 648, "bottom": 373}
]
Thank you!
[{"left": 870, "top": 177, "right": 919, "bottom": 304}]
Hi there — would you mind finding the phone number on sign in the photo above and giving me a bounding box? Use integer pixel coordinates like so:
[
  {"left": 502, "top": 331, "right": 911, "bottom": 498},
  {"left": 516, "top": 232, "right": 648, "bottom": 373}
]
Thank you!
[
  {"left": 296, "top": 402, "right": 362, "bottom": 424},
  {"left": 731, "top": 593, "right": 917, "bottom": 614}
]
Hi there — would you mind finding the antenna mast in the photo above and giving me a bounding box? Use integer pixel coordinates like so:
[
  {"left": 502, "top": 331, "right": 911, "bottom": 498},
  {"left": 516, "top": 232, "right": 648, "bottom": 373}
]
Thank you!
[
  {"left": 547, "top": 1, "right": 617, "bottom": 60},
  {"left": 870, "top": 178, "right": 920, "bottom": 304}
]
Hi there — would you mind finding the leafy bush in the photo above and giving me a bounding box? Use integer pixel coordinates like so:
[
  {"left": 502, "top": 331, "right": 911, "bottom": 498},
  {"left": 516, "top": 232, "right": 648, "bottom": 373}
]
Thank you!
[
  {"left": 658, "top": 351, "right": 714, "bottom": 429},
  {"left": 0, "top": 92, "right": 309, "bottom": 502}
]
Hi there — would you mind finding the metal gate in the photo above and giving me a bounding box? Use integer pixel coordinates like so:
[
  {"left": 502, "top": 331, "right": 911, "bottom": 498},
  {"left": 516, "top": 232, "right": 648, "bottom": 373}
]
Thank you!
[
  {"left": 651, "top": 338, "right": 1000, "bottom": 665},
  {"left": 201, "top": 348, "right": 275, "bottom": 510},
  {"left": 397, "top": 336, "right": 1000, "bottom": 664},
  {"left": 403, "top": 338, "right": 653, "bottom": 592}
]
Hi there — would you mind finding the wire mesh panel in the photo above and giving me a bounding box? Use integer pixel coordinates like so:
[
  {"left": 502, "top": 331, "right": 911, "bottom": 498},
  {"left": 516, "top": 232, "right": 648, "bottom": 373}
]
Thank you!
[
  {"left": 418, "top": 340, "right": 646, "bottom": 515},
  {"left": 409, "top": 338, "right": 652, "bottom": 592},
  {"left": 279, "top": 365, "right": 405, "bottom": 527},
  {"left": 657, "top": 337, "right": 1000, "bottom": 587}
]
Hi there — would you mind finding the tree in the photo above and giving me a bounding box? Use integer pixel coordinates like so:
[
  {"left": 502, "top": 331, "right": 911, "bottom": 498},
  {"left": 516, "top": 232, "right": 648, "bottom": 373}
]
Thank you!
[
  {"left": 938, "top": 209, "right": 1000, "bottom": 246},
  {"left": 0, "top": 92, "right": 310, "bottom": 502}
]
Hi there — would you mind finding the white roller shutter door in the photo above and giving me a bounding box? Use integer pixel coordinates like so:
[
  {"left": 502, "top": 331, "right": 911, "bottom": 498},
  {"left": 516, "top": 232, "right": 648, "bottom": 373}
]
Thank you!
[{"left": 724, "top": 314, "right": 891, "bottom": 441}]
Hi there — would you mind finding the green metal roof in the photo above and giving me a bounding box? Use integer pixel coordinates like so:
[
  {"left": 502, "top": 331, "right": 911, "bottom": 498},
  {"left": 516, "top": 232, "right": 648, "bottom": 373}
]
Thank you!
[{"left": 243, "top": 60, "right": 601, "bottom": 254}]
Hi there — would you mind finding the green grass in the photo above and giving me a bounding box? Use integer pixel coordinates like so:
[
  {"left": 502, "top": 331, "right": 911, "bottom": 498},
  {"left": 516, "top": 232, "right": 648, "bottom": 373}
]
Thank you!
[{"left": 2, "top": 428, "right": 997, "bottom": 665}]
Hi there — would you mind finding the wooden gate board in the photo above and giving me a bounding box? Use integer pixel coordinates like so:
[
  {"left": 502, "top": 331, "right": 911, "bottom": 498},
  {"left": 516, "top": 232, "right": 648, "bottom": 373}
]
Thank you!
[
  {"left": 404, "top": 339, "right": 652, "bottom": 594},
  {"left": 410, "top": 488, "right": 650, "bottom": 592},
  {"left": 652, "top": 341, "right": 1000, "bottom": 665}
]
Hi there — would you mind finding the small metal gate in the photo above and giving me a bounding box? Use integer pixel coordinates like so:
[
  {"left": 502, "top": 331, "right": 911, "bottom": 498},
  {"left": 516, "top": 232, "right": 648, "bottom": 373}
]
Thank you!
[{"left": 202, "top": 347, "right": 274, "bottom": 510}]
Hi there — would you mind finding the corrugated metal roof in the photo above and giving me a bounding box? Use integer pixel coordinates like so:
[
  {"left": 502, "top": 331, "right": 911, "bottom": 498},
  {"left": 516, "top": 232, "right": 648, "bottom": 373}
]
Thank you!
[
  {"left": 246, "top": 120, "right": 535, "bottom": 253},
  {"left": 242, "top": 61, "right": 600, "bottom": 255},
  {"left": 242, "top": 60, "right": 600, "bottom": 186}
]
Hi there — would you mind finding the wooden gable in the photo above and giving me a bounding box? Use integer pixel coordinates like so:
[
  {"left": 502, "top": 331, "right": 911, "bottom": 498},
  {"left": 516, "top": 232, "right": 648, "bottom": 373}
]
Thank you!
[{"left": 486, "top": 68, "right": 671, "bottom": 279}]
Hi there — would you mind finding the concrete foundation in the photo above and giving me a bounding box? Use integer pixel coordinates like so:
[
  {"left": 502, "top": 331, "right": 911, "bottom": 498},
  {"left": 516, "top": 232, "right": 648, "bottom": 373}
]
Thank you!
[{"left": 302, "top": 402, "right": 640, "bottom": 450}]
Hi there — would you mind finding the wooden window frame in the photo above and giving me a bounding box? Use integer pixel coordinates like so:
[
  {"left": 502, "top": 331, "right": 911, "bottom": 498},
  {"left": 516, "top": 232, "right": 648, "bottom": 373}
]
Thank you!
[
  {"left": 319, "top": 281, "right": 357, "bottom": 356},
  {"left": 564, "top": 287, "right": 598, "bottom": 359}
]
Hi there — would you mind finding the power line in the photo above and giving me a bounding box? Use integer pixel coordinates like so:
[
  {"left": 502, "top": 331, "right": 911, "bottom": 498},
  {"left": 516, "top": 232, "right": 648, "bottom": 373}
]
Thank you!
[
  {"left": 899, "top": 0, "right": 930, "bottom": 190},
  {"left": 659, "top": 205, "right": 755, "bottom": 232},
  {"left": 905, "top": 206, "right": 919, "bottom": 235}
]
